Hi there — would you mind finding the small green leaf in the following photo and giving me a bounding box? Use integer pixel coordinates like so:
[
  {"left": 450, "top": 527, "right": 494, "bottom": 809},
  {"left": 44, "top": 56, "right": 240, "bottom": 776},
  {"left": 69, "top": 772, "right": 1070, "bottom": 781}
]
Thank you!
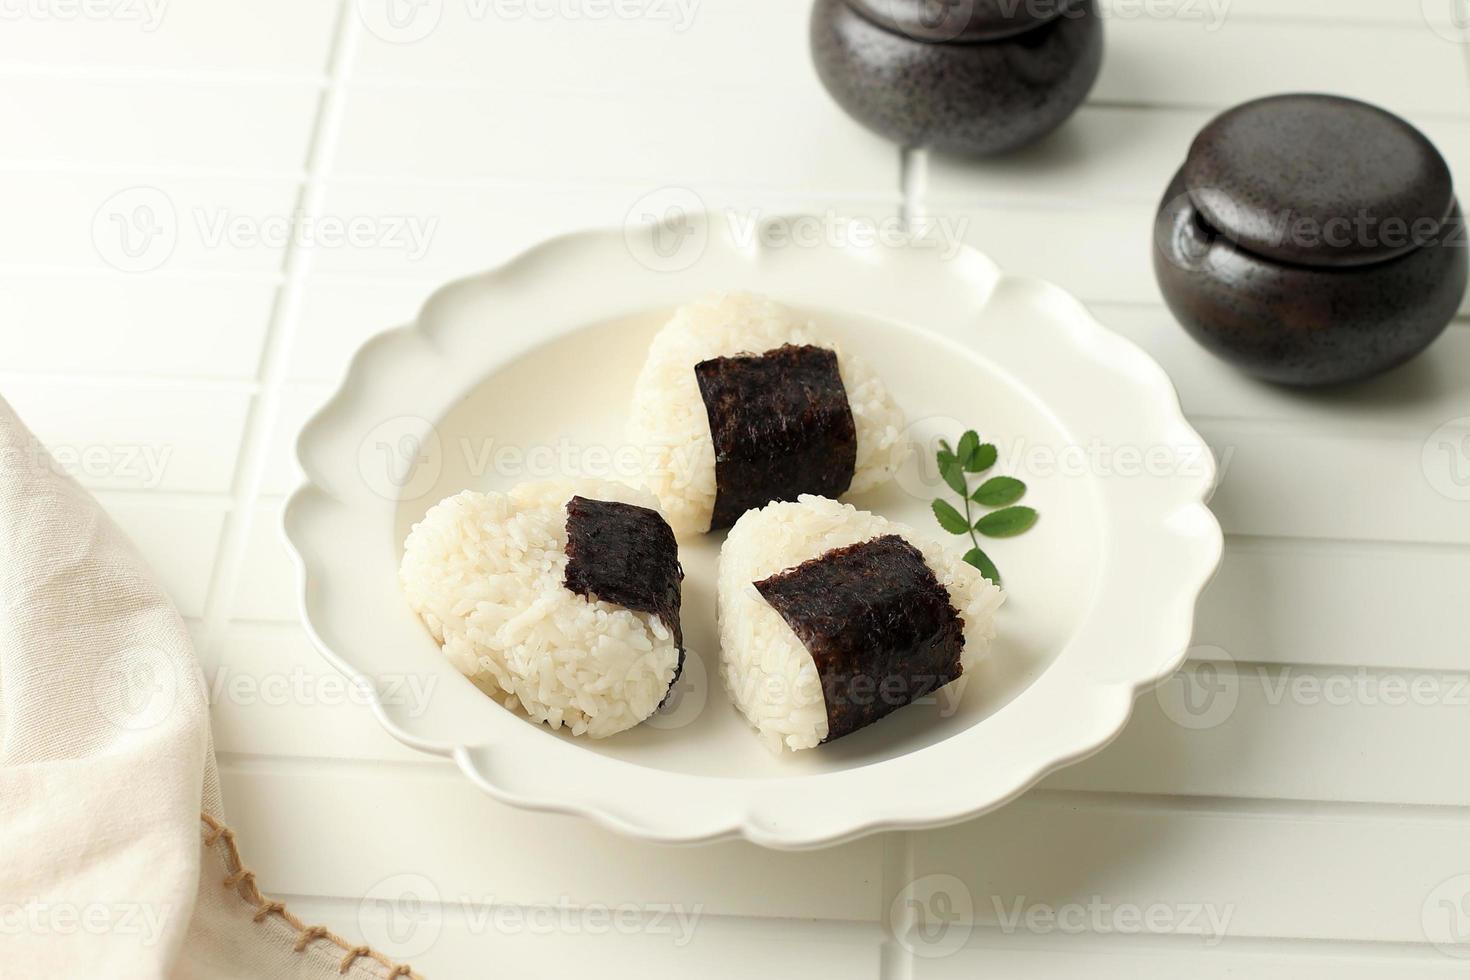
[
  {"left": 965, "top": 442, "right": 998, "bottom": 474},
  {"left": 931, "top": 499, "right": 971, "bottom": 535},
  {"left": 972, "top": 476, "right": 1026, "bottom": 507},
  {"left": 956, "top": 431, "right": 980, "bottom": 469},
  {"left": 963, "top": 547, "right": 1002, "bottom": 585},
  {"left": 975, "top": 506, "right": 1038, "bottom": 538},
  {"left": 939, "top": 458, "right": 968, "bottom": 496},
  {"left": 937, "top": 448, "right": 958, "bottom": 472},
  {"left": 938, "top": 439, "right": 954, "bottom": 455}
]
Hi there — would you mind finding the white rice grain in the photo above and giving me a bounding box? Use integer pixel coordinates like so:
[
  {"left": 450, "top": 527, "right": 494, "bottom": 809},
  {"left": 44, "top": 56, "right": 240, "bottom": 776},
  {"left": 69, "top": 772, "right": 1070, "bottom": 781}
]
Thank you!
[
  {"left": 718, "top": 495, "right": 1005, "bottom": 753},
  {"left": 399, "top": 479, "right": 680, "bottom": 738},
  {"left": 627, "top": 291, "right": 910, "bottom": 536}
]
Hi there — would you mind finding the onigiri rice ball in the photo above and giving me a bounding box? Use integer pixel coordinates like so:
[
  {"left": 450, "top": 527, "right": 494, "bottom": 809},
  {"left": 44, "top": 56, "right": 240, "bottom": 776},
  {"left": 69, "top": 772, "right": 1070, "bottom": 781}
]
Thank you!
[
  {"left": 627, "top": 291, "right": 909, "bottom": 537},
  {"left": 718, "top": 495, "right": 1004, "bottom": 753},
  {"left": 399, "top": 479, "right": 683, "bottom": 738}
]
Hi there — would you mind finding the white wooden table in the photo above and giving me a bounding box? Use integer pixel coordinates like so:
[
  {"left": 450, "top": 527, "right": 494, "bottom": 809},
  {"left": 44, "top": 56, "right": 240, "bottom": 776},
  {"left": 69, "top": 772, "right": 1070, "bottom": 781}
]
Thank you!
[{"left": 9, "top": 1, "right": 1470, "bottom": 974}]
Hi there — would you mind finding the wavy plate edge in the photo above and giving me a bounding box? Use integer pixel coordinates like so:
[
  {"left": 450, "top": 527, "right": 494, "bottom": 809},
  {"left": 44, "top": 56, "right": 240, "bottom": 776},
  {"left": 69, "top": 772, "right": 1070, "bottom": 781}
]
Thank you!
[{"left": 281, "top": 213, "right": 1224, "bottom": 850}]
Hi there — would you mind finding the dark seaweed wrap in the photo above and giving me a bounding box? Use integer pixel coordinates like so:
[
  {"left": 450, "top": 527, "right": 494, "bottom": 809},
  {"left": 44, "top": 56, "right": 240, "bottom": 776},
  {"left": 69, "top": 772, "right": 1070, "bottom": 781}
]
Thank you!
[
  {"left": 754, "top": 534, "right": 964, "bottom": 743},
  {"left": 695, "top": 344, "right": 857, "bottom": 530},
  {"left": 563, "top": 496, "right": 685, "bottom": 682}
]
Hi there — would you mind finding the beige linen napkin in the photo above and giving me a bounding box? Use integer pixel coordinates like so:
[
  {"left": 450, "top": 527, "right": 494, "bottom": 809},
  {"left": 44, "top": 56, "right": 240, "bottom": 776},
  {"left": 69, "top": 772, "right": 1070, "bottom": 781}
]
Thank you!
[{"left": 0, "top": 397, "right": 419, "bottom": 978}]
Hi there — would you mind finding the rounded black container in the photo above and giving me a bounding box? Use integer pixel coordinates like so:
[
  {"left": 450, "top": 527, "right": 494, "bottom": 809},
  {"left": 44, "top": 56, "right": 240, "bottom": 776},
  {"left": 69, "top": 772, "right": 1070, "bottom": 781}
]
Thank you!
[
  {"left": 1154, "top": 94, "right": 1469, "bottom": 387},
  {"left": 810, "top": 0, "right": 1104, "bottom": 157}
]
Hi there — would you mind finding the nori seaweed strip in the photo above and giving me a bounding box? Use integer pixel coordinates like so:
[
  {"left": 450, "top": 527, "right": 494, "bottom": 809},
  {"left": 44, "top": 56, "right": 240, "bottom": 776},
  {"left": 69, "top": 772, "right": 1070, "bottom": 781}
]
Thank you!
[
  {"left": 563, "top": 496, "right": 686, "bottom": 686},
  {"left": 755, "top": 535, "right": 964, "bottom": 743},
  {"left": 695, "top": 344, "right": 857, "bottom": 531}
]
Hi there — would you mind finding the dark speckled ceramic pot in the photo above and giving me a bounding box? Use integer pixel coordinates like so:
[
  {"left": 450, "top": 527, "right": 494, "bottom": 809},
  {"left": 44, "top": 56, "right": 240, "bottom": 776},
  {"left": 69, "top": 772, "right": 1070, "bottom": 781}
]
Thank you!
[
  {"left": 810, "top": 0, "right": 1103, "bottom": 157},
  {"left": 1154, "top": 95, "right": 1469, "bottom": 387}
]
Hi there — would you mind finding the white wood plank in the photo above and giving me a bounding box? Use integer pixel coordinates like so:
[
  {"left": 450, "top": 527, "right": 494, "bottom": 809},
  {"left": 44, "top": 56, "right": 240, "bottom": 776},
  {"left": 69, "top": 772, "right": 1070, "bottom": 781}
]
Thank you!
[
  {"left": 0, "top": 275, "right": 274, "bottom": 378},
  {"left": 1198, "top": 537, "right": 1470, "bottom": 673},
  {"left": 1045, "top": 659, "right": 1470, "bottom": 806},
  {"left": 228, "top": 499, "right": 299, "bottom": 622},
  {"left": 0, "top": 0, "right": 339, "bottom": 74},
  {"left": 908, "top": 791, "right": 1470, "bottom": 945},
  {"left": 0, "top": 77, "right": 317, "bottom": 173},
  {"left": 916, "top": 929, "right": 1465, "bottom": 978},
  {"left": 1202, "top": 421, "right": 1468, "bottom": 545},
  {"left": 100, "top": 496, "right": 227, "bottom": 618},
  {"left": 217, "top": 761, "right": 889, "bottom": 922},
  {"left": 207, "top": 623, "right": 425, "bottom": 763},
  {"left": 290, "top": 277, "right": 433, "bottom": 382},
  {"left": 1, "top": 380, "right": 250, "bottom": 493},
  {"left": 289, "top": 894, "right": 882, "bottom": 980},
  {"left": 1093, "top": 16, "right": 1469, "bottom": 116},
  {"left": 333, "top": 83, "right": 900, "bottom": 194},
  {"left": 0, "top": 171, "right": 301, "bottom": 274}
]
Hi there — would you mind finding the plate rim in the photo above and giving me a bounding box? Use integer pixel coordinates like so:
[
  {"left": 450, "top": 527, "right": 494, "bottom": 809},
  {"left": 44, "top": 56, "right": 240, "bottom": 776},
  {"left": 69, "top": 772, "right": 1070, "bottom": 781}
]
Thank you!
[{"left": 281, "top": 213, "right": 1224, "bottom": 850}]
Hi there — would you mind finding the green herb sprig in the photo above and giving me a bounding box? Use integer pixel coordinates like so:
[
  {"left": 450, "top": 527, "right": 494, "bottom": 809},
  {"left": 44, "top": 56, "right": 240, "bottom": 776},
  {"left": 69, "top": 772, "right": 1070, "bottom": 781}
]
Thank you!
[{"left": 931, "top": 430, "right": 1037, "bottom": 586}]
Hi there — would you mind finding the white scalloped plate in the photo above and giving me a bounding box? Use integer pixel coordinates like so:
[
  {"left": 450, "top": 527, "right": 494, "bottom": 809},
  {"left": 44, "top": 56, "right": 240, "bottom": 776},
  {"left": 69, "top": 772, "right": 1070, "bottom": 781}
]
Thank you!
[{"left": 282, "top": 213, "right": 1222, "bottom": 850}]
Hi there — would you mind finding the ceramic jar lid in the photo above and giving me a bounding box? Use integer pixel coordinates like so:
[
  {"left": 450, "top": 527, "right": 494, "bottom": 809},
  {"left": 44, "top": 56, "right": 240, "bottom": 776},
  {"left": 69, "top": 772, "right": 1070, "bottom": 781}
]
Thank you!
[
  {"left": 843, "top": 0, "right": 1081, "bottom": 42},
  {"left": 1183, "top": 94, "right": 1455, "bottom": 269}
]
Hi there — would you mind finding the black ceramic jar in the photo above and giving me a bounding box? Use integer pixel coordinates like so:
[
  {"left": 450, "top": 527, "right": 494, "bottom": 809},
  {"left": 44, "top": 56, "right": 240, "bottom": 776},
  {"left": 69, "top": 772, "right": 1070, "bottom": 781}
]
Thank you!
[
  {"left": 1154, "top": 94, "right": 1468, "bottom": 387},
  {"left": 811, "top": 0, "right": 1103, "bottom": 156}
]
